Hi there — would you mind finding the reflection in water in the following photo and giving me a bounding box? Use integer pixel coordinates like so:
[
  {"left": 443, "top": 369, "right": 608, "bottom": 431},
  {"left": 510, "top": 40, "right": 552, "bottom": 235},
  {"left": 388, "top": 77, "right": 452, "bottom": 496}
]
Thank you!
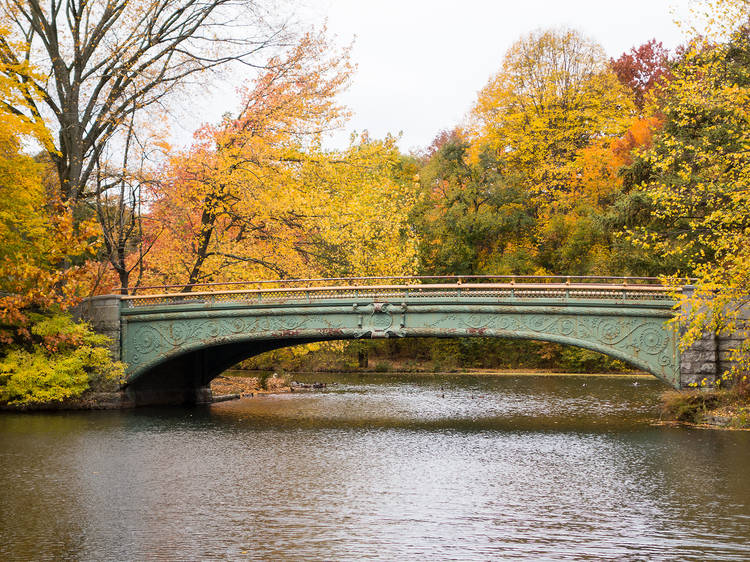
[{"left": 1, "top": 373, "right": 749, "bottom": 560}]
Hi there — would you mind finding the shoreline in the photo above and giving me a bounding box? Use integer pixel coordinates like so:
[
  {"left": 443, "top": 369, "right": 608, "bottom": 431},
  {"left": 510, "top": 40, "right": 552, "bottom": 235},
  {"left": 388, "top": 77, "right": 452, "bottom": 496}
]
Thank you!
[
  {"left": 225, "top": 368, "right": 650, "bottom": 378},
  {"left": 653, "top": 420, "right": 750, "bottom": 431},
  {"left": 660, "top": 387, "right": 750, "bottom": 430}
]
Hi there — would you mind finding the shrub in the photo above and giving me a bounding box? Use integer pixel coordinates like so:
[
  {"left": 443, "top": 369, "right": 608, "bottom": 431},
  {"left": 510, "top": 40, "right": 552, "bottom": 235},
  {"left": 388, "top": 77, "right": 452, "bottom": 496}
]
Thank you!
[
  {"left": 0, "top": 312, "right": 125, "bottom": 406},
  {"left": 374, "top": 361, "right": 391, "bottom": 372}
]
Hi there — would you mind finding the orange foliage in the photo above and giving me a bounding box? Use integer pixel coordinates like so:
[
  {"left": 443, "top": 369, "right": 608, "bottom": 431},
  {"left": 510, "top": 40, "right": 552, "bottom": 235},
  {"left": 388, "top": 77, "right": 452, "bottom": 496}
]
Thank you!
[{"left": 564, "top": 116, "right": 662, "bottom": 210}]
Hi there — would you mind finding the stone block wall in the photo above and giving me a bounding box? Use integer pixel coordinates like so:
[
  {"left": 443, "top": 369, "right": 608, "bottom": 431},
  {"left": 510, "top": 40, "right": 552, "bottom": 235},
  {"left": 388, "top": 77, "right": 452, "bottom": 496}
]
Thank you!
[
  {"left": 679, "top": 331, "right": 719, "bottom": 387},
  {"left": 679, "top": 286, "right": 748, "bottom": 388},
  {"left": 73, "top": 295, "right": 122, "bottom": 361}
]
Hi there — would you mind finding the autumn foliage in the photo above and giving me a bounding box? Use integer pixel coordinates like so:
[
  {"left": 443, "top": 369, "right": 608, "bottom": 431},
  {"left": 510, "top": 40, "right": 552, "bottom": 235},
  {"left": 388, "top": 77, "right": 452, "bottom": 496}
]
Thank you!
[
  {"left": 0, "top": 61, "right": 93, "bottom": 339},
  {"left": 610, "top": 40, "right": 672, "bottom": 109},
  {"left": 141, "top": 32, "right": 417, "bottom": 288},
  {"left": 2, "top": 0, "right": 750, "bottom": 405}
]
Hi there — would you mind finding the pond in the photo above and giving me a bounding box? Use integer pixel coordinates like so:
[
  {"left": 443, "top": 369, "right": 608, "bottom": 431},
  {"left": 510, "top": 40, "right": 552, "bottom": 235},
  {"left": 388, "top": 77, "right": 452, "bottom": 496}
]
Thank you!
[{"left": 1, "top": 373, "right": 749, "bottom": 560}]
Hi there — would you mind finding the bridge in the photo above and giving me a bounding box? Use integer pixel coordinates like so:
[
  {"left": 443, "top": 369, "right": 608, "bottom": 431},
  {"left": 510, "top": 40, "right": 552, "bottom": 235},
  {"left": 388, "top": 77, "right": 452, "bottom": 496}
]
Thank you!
[{"left": 79, "top": 276, "right": 731, "bottom": 406}]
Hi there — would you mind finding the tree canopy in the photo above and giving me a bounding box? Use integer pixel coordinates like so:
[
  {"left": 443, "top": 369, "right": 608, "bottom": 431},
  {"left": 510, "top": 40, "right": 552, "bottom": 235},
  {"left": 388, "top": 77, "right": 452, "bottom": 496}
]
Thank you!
[{"left": 2, "top": 1, "right": 750, "bottom": 405}]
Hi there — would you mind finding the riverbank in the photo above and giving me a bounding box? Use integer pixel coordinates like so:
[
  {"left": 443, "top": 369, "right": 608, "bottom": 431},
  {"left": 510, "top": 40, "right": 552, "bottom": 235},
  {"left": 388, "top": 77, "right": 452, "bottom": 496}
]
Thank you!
[
  {"left": 660, "top": 385, "right": 750, "bottom": 429},
  {"left": 210, "top": 373, "right": 290, "bottom": 397},
  {"left": 230, "top": 368, "right": 649, "bottom": 379},
  {"left": 0, "top": 374, "right": 293, "bottom": 410}
]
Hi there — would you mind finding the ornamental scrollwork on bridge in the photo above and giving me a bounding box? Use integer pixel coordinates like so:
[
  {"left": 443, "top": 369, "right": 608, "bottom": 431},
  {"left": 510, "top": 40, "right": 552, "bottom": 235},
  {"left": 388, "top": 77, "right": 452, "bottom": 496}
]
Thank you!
[
  {"left": 127, "top": 315, "right": 311, "bottom": 368},
  {"left": 524, "top": 314, "right": 670, "bottom": 359},
  {"left": 451, "top": 312, "right": 673, "bottom": 377},
  {"left": 123, "top": 299, "right": 678, "bottom": 387}
]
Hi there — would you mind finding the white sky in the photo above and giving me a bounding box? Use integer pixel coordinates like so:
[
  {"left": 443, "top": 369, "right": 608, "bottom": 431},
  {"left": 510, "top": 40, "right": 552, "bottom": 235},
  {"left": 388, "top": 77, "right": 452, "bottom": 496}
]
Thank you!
[{"left": 180, "top": 0, "right": 692, "bottom": 154}]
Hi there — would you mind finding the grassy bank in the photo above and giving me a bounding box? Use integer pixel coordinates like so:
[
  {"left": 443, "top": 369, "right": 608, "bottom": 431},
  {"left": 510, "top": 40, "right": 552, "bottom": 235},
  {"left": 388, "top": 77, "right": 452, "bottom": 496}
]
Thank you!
[{"left": 661, "top": 383, "right": 750, "bottom": 429}]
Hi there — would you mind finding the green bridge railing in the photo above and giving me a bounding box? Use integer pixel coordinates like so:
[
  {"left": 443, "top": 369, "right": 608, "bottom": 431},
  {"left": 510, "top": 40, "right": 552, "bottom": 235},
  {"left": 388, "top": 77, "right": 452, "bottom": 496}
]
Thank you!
[{"left": 121, "top": 275, "right": 686, "bottom": 308}]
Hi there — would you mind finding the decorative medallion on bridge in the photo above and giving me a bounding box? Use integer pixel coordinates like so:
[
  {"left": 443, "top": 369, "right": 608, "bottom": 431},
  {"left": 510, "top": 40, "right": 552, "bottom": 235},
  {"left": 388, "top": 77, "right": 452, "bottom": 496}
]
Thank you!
[
  {"left": 229, "top": 318, "right": 246, "bottom": 333},
  {"left": 361, "top": 302, "right": 406, "bottom": 338},
  {"left": 204, "top": 321, "right": 222, "bottom": 339},
  {"left": 598, "top": 320, "right": 622, "bottom": 345},
  {"left": 135, "top": 326, "right": 161, "bottom": 354},
  {"left": 372, "top": 302, "right": 393, "bottom": 331},
  {"left": 559, "top": 318, "right": 575, "bottom": 336},
  {"left": 639, "top": 327, "right": 667, "bottom": 354}
]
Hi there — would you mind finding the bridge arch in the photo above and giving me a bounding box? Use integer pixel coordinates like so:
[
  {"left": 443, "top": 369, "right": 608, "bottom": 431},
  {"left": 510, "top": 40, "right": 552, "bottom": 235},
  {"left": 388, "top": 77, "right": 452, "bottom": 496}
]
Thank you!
[
  {"left": 128, "top": 328, "right": 668, "bottom": 392},
  {"left": 113, "top": 280, "right": 681, "bottom": 405}
]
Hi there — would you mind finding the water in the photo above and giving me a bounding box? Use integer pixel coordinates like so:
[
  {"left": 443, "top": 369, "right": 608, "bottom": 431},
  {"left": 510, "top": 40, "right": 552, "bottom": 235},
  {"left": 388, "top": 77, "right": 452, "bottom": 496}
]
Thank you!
[{"left": 1, "top": 373, "right": 749, "bottom": 561}]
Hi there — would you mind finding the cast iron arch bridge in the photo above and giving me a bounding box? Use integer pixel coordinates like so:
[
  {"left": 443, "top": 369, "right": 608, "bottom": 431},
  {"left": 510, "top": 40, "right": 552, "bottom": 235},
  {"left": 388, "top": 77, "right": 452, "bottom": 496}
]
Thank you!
[{"left": 82, "top": 276, "right": 714, "bottom": 406}]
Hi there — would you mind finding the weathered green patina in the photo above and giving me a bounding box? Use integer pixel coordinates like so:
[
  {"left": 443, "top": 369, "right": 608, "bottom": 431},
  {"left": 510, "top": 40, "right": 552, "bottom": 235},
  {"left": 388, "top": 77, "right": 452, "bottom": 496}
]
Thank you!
[{"left": 106, "top": 281, "right": 682, "bottom": 404}]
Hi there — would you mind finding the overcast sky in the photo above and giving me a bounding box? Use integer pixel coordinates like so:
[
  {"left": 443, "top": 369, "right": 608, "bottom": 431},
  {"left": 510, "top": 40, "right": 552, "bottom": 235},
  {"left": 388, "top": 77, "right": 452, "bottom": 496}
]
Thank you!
[{"left": 181, "top": 0, "right": 692, "bottom": 154}]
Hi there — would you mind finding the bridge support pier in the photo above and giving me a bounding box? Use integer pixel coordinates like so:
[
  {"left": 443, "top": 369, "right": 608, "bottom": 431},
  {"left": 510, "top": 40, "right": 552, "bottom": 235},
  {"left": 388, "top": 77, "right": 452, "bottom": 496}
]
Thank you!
[
  {"left": 679, "top": 331, "right": 719, "bottom": 387},
  {"left": 74, "top": 295, "right": 122, "bottom": 360},
  {"left": 678, "top": 286, "right": 748, "bottom": 387}
]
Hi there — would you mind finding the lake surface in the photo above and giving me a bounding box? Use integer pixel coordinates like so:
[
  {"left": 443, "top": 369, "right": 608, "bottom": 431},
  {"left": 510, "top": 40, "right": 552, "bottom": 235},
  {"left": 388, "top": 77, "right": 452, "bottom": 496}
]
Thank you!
[{"left": 1, "top": 373, "right": 749, "bottom": 561}]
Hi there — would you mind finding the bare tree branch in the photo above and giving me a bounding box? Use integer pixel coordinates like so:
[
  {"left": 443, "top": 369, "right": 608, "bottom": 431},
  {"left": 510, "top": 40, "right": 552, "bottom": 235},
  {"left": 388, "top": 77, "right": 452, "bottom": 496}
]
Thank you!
[{"left": 0, "top": 0, "right": 294, "bottom": 207}]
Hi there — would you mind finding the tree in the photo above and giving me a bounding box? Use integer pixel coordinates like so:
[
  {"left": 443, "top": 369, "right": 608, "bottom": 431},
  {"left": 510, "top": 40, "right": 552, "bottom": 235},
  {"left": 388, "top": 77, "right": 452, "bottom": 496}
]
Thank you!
[
  {"left": 140, "top": 33, "right": 416, "bottom": 289},
  {"left": 93, "top": 101, "right": 164, "bottom": 294},
  {"left": 146, "top": 133, "right": 419, "bottom": 287},
  {"left": 457, "top": 28, "right": 636, "bottom": 276},
  {"left": 679, "top": 0, "right": 750, "bottom": 42},
  {"left": 412, "top": 134, "right": 535, "bottom": 275},
  {"left": 630, "top": 23, "right": 750, "bottom": 378},
  {"left": 467, "top": 28, "right": 635, "bottom": 209},
  {"left": 0, "top": 60, "right": 123, "bottom": 407},
  {"left": 0, "top": 0, "right": 294, "bottom": 211},
  {"left": 0, "top": 57, "right": 92, "bottom": 339},
  {"left": 142, "top": 31, "right": 350, "bottom": 287},
  {"left": 298, "top": 135, "right": 419, "bottom": 278},
  {"left": 532, "top": 115, "right": 666, "bottom": 276},
  {"left": 611, "top": 40, "right": 671, "bottom": 109}
]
